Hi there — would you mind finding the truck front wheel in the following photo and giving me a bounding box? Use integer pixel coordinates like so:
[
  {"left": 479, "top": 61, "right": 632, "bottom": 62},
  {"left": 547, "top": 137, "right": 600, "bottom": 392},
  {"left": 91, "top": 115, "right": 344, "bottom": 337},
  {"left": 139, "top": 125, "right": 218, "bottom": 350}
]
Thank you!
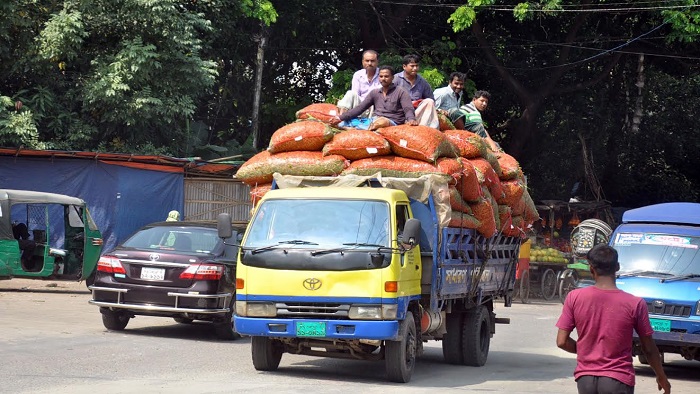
[
  {"left": 386, "top": 313, "right": 417, "bottom": 383},
  {"left": 251, "top": 336, "right": 283, "bottom": 371},
  {"left": 462, "top": 305, "right": 490, "bottom": 366}
]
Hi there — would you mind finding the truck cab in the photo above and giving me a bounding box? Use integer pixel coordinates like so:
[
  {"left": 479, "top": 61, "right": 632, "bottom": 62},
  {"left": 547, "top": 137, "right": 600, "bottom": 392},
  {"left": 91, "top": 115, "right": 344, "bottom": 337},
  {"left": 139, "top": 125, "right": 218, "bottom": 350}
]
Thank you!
[{"left": 610, "top": 202, "right": 700, "bottom": 363}]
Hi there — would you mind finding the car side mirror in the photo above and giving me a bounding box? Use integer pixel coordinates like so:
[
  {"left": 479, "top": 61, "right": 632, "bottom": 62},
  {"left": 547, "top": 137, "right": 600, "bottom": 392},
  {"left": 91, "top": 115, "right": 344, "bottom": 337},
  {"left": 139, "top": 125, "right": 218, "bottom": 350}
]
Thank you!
[
  {"left": 400, "top": 218, "right": 421, "bottom": 249},
  {"left": 217, "top": 213, "right": 233, "bottom": 239}
]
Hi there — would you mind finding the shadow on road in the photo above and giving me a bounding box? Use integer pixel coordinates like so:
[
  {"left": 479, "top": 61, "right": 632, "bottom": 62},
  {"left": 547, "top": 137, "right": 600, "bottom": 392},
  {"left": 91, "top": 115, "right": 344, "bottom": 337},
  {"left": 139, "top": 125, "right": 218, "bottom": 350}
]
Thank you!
[{"left": 101, "top": 320, "right": 252, "bottom": 344}]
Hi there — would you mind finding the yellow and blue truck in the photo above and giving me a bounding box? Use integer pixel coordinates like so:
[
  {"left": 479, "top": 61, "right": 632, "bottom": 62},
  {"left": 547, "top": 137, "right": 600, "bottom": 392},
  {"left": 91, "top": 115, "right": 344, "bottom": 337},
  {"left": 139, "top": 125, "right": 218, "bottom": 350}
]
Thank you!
[{"left": 217, "top": 174, "right": 522, "bottom": 382}]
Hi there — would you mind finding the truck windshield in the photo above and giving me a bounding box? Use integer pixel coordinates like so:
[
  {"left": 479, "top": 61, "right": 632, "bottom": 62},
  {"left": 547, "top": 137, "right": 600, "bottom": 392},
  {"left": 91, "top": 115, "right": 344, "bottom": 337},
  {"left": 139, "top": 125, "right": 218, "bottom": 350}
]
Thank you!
[
  {"left": 612, "top": 232, "right": 700, "bottom": 276},
  {"left": 245, "top": 199, "right": 390, "bottom": 249}
]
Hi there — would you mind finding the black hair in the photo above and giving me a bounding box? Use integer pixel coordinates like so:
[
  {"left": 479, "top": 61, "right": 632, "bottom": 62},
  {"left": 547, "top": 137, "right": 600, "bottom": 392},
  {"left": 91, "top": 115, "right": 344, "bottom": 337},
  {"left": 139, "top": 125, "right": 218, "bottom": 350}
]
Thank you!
[
  {"left": 362, "top": 49, "right": 378, "bottom": 59},
  {"left": 402, "top": 54, "right": 420, "bottom": 65},
  {"left": 473, "top": 90, "right": 491, "bottom": 100},
  {"left": 379, "top": 65, "right": 394, "bottom": 75},
  {"left": 587, "top": 244, "right": 619, "bottom": 276},
  {"left": 449, "top": 72, "right": 465, "bottom": 82}
]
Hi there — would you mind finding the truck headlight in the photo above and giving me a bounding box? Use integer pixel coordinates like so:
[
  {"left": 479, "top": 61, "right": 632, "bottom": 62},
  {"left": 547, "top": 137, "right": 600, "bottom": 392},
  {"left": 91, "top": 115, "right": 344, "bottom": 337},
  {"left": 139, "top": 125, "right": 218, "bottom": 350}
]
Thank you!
[
  {"left": 236, "top": 301, "right": 276, "bottom": 317},
  {"left": 348, "top": 304, "right": 398, "bottom": 320},
  {"left": 696, "top": 301, "right": 700, "bottom": 316}
]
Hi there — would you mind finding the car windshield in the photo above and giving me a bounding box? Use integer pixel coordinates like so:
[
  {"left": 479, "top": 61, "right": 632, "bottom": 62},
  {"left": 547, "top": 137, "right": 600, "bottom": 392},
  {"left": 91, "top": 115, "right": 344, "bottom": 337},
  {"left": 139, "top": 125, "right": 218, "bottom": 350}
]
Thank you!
[
  {"left": 122, "top": 226, "right": 221, "bottom": 254},
  {"left": 612, "top": 232, "right": 700, "bottom": 276},
  {"left": 244, "top": 199, "right": 390, "bottom": 249}
]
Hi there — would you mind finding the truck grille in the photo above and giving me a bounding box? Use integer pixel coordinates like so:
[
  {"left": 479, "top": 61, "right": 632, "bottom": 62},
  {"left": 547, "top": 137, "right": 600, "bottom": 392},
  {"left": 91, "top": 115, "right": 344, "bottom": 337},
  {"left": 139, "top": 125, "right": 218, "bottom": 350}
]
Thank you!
[
  {"left": 647, "top": 302, "right": 692, "bottom": 318},
  {"left": 275, "top": 302, "right": 350, "bottom": 319}
]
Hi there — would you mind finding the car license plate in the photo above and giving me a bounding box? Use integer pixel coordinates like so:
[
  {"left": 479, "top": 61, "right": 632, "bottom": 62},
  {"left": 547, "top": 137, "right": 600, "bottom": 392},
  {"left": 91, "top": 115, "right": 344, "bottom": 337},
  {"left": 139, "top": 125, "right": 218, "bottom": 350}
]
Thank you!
[
  {"left": 649, "top": 318, "right": 671, "bottom": 332},
  {"left": 296, "top": 321, "right": 326, "bottom": 337},
  {"left": 140, "top": 267, "right": 165, "bottom": 280}
]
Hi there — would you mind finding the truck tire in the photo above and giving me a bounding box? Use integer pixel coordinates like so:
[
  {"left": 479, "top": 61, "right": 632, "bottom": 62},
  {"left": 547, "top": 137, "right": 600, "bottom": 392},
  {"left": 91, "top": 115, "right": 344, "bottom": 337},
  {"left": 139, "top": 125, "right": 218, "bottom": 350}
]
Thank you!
[
  {"left": 541, "top": 268, "right": 557, "bottom": 300},
  {"left": 251, "top": 336, "right": 283, "bottom": 371},
  {"left": 461, "top": 305, "right": 490, "bottom": 367},
  {"left": 386, "top": 312, "right": 417, "bottom": 383},
  {"left": 100, "top": 308, "right": 130, "bottom": 331},
  {"left": 442, "top": 312, "right": 464, "bottom": 365}
]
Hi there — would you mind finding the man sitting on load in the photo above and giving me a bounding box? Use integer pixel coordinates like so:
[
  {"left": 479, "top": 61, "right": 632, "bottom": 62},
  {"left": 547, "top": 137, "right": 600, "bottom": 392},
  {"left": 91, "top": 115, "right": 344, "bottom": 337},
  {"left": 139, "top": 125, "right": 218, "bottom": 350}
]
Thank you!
[
  {"left": 330, "top": 65, "right": 417, "bottom": 130},
  {"left": 393, "top": 54, "right": 440, "bottom": 129},
  {"left": 337, "top": 50, "right": 381, "bottom": 117}
]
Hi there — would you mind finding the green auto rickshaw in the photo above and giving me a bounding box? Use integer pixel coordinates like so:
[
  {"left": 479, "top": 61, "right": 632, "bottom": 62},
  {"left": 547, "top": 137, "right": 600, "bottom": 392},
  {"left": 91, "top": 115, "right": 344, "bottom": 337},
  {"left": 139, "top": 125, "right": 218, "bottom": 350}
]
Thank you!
[{"left": 0, "top": 189, "right": 103, "bottom": 283}]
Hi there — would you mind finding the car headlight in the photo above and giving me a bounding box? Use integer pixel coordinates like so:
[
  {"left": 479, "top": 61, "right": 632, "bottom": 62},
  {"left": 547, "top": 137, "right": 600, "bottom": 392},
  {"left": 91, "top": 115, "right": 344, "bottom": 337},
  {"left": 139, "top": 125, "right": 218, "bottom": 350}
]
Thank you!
[
  {"left": 348, "top": 304, "right": 398, "bottom": 320},
  {"left": 236, "top": 301, "right": 276, "bottom": 317},
  {"left": 696, "top": 301, "right": 700, "bottom": 316}
]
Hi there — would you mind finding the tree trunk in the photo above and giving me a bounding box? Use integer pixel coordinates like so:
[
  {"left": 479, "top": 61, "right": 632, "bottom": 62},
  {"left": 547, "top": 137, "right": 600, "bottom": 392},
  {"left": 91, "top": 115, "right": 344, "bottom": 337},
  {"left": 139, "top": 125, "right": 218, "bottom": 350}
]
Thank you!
[{"left": 252, "top": 25, "right": 268, "bottom": 151}]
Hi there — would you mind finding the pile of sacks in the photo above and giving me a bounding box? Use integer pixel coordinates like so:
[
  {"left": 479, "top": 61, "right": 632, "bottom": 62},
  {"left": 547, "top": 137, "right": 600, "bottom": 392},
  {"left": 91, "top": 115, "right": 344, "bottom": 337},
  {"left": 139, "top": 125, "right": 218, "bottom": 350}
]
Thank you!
[{"left": 236, "top": 103, "right": 539, "bottom": 238}]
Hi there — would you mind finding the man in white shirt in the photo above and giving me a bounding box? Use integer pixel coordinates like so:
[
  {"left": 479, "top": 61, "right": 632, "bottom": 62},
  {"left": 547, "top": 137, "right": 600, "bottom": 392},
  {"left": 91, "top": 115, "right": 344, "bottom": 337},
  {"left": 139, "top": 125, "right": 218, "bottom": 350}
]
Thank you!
[
  {"left": 434, "top": 72, "right": 465, "bottom": 113},
  {"left": 337, "top": 50, "right": 381, "bottom": 116}
]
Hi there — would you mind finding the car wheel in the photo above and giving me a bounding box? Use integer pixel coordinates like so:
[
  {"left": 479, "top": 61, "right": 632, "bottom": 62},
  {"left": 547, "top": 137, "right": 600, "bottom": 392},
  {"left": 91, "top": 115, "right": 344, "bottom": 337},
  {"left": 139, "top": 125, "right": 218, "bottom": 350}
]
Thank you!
[
  {"left": 214, "top": 300, "right": 240, "bottom": 340},
  {"left": 174, "top": 317, "right": 194, "bottom": 324},
  {"left": 251, "top": 336, "right": 283, "bottom": 371},
  {"left": 101, "top": 308, "right": 130, "bottom": 331}
]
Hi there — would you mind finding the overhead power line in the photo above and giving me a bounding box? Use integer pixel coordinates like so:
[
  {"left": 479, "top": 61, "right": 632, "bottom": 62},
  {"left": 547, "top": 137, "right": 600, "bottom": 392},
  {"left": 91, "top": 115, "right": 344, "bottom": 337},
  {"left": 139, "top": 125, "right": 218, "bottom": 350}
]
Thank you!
[{"left": 358, "top": 0, "right": 700, "bottom": 13}]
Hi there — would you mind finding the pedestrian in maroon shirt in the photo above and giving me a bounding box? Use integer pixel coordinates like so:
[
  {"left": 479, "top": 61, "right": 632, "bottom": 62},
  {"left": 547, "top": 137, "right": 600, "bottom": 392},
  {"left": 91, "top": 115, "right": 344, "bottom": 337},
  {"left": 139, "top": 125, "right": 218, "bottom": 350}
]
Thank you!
[{"left": 556, "top": 244, "right": 671, "bottom": 394}]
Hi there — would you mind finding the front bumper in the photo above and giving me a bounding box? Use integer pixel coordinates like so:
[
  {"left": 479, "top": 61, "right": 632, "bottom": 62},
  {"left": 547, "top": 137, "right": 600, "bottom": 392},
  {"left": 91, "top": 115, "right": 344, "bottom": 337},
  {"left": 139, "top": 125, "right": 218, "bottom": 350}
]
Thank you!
[
  {"left": 634, "top": 330, "right": 700, "bottom": 347},
  {"left": 89, "top": 285, "right": 231, "bottom": 314},
  {"left": 234, "top": 316, "right": 400, "bottom": 340}
]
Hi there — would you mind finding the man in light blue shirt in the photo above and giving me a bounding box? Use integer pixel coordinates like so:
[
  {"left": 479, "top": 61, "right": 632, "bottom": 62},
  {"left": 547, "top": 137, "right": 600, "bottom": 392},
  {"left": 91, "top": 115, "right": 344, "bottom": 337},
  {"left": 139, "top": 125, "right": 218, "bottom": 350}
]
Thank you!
[
  {"left": 337, "top": 50, "right": 381, "bottom": 116},
  {"left": 434, "top": 72, "right": 465, "bottom": 112}
]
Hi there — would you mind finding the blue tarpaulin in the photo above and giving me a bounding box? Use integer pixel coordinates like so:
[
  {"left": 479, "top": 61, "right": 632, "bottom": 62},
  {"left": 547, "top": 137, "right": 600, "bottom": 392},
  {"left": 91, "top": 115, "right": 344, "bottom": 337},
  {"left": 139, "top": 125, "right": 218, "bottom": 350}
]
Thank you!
[{"left": 0, "top": 156, "right": 184, "bottom": 253}]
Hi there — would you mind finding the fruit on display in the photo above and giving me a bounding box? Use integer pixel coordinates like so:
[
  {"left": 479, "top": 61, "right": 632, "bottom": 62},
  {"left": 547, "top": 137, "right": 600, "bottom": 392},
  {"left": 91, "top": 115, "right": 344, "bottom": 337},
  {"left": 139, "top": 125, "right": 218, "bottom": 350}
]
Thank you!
[{"left": 530, "top": 245, "right": 569, "bottom": 264}]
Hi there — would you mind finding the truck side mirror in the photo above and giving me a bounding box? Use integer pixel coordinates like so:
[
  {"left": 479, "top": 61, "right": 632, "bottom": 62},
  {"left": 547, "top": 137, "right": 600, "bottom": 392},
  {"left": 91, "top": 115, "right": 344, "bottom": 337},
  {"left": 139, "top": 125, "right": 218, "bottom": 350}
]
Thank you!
[
  {"left": 400, "top": 218, "right": 421, "bottom": 249},
  {"left": 217, "top": 213, "right": 233, "bottom": 239}
]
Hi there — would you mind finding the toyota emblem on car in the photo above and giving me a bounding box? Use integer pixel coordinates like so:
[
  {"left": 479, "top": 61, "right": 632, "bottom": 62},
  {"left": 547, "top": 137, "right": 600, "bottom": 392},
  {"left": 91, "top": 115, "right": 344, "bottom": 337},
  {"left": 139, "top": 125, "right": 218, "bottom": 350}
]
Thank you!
[
  {"left": 148, "top": 253, "right": 160, "bottom": 261},
  {"left": 652, "top": 300, "right": 665, "bottom": 309},
  {"left": 303, "top": 278, "right": 322, "bottom": 290}
]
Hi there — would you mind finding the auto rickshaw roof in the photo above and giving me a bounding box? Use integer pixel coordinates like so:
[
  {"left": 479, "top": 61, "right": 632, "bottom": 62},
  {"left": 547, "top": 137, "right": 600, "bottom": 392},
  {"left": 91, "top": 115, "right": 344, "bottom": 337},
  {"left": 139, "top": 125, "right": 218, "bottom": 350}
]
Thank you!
[{"left": 0, "top": 189, "right": 86, "bottom": 206}]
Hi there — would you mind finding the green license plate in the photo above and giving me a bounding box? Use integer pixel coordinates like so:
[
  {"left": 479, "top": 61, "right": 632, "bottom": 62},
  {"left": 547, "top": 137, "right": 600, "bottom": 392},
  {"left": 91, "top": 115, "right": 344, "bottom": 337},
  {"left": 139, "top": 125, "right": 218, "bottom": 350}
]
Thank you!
[
  {"left": 296, "top": 321, "right": 326, "bottom": 337},
  {"left": 649, "top": 318, "right": 671, "bottom": 333}
]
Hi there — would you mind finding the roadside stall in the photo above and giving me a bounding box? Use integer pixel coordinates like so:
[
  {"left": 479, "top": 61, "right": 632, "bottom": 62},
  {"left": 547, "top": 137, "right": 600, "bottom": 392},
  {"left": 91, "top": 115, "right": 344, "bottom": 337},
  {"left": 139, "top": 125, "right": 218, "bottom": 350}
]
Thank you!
[{"left": 526, "top": 199, "right": 613, "bottom": 300}]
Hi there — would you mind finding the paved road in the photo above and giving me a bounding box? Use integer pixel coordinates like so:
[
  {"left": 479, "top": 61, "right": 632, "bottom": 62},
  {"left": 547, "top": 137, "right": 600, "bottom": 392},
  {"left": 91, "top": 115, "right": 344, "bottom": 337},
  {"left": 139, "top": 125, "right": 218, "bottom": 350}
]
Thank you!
[{"left": 1, "top": 279, "right": 697, "bottom": 393}]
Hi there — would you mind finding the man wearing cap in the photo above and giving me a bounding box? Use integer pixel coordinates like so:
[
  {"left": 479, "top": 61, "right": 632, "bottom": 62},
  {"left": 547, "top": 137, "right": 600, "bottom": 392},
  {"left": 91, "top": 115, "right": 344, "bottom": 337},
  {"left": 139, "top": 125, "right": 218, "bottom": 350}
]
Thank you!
[{"left": 556, "top": 244, "right": 671, "bottom": 394}]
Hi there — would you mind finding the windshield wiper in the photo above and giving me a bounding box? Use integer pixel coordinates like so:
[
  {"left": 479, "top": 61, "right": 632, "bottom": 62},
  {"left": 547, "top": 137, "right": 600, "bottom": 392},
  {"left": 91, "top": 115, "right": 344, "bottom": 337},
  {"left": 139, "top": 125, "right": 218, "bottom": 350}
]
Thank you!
[
  {"left": 617, "top": 270, "right": 673, "bottom": 278},
  {"left": 311, "top": 243, "right": 384, "bottom": 256},
  {"left": 661, "top": 273, "right": 700, "bottom": 283},
  {"left": 249, "top": 240, "right": 318, "bottom": 255}
]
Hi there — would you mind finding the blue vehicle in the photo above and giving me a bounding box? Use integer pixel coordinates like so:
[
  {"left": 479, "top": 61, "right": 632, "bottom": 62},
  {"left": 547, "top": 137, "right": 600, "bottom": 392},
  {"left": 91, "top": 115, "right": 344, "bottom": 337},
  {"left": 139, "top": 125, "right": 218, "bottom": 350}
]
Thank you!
[{"left": 610, "top": 202, "right": 700, "bottom": 364}]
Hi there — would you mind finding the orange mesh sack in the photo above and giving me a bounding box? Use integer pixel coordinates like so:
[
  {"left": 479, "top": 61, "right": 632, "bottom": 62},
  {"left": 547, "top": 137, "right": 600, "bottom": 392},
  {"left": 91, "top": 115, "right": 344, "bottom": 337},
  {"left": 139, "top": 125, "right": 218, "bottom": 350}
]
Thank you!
[
  {"left": 444, "top": 130, "right": 487, "bottom": 159},
  {"left": 501, "top": 179, "right": 526, "bottom": 207},
  {"left": 470, "top": 196, "right": 497, "bottom": 238},
  {"left": 449, "top": 212, "right": 481, "bottom": 229},
  {"left": 449, "top": 186, "right": 472, "bottom": 214},
  {"left": 482, "top": 187, "right": 501, "bottom": 231},
  {"left": 236, "top": 151, "right": 348, "bottom": 186},
  {"left": 438, "top": 113, "right": 456, "bottom": 131},
  {"left": 469, "top": 158, "right": 506, "bottom": 203},
  {"left": 436, "top": 157, "right": 463, "bottom": 183},
  {"left": 498, "top": 205, "right": 513, "bottom": 234},
  {"left": 457, "top": 160, "right": 482, "bottom": 202},
  {"left": 497, "top": 152, "right": 523, "bottom": 180},
  {"left": 268, "top": 121, "right": 341, "bottom": 153},
  {"left": 296, "top": 103, "right": 339, "bottom": 123},
  {"left": 343, "top": 156, "right": 451, "bottom": 180},
  {"left": 377, "top": 125, "right": 457, "bottom": 163},
  {"left": 482, "top": 148, "right": 503, "bottom": 177},
  {"left": 250, "top": 183, "right": 272, "bottom": 206},
  {"left": 322, "top": 130, "right": 391, "bottom": 160}
]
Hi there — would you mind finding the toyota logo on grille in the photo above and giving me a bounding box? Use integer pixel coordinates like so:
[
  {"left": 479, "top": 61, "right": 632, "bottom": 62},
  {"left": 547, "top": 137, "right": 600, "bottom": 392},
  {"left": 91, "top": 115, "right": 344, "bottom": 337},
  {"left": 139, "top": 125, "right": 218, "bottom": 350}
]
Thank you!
[
  {"left": 303, "top": 278, "right": 322, "bottom": 291},
  {"left": 149, "top": 253, "right": 160, "bottom": 261},
  {"left": 652, "top": 300, "right": 665, "bottom": 308}
]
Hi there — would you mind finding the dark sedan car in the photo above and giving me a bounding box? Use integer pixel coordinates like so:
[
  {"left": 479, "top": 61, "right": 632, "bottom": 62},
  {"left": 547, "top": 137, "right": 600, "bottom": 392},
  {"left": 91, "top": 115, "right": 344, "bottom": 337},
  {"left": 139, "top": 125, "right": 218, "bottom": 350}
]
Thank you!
[{"left": 89, "top": 221, "right": 244, "bottom": 339}]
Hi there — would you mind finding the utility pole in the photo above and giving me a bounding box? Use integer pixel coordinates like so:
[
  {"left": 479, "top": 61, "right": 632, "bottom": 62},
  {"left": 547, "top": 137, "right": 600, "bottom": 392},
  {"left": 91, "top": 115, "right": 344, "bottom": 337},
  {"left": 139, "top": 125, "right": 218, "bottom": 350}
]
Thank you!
[{"left": 252, "top": 25, "right": 268, "bottom": 151}]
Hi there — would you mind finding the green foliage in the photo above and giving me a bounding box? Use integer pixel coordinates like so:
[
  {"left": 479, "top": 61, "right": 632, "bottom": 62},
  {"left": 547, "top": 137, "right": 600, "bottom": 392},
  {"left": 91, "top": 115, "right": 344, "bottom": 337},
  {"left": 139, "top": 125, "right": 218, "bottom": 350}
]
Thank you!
[
  {"left": 239, "top": 0, "right": 278, "bottom": 26},
  {"left": 420, "top": 68, "right": 445, "bottom": 90},
  {"left": 662, "top": 1, "right": 700, "bottom": 43},
  {"left": 0, "top": 96, "right": 44, "bottom": 149},
  {"left": 327, "top": 69, "right": 354, "bottom": 104}
]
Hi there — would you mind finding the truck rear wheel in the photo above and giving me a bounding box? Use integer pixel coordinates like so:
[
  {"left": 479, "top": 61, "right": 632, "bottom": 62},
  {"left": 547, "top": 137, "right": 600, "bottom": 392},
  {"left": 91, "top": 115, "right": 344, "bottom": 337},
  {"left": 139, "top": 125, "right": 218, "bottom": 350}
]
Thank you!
[
  {"left": 251, "top": 336, "right": 283, "bottom": 371},
  {"left": 461, "top": 305, "right": 490, "bottom": 367},
  {"left": 386, "top": 312, "right": 416, "bottom": 383},
  {"left": 442, "top": 312, "right": 464, "bottom": 365}
]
